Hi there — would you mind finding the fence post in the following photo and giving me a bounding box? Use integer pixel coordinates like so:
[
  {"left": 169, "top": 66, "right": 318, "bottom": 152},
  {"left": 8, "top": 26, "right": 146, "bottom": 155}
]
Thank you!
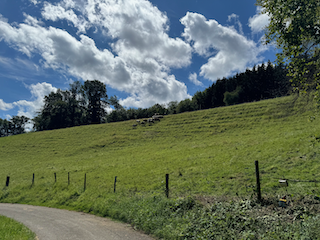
[
  {"left": 32, "top": 173, "right": 35, "bottom": 186},
  {"left": 165, "top": 174, "right": 169, "bottom": 198},
  {"left": 5, "top": 176, "right": 10, "bottom": 187},
  {"left": 255, "top": 161, "right": 262, "bottom": 202},
  {"left": 114, "top": 176, "right": 117, "bottom": 193},
  {"left": 84, "top": 173, "right": 86, "bottom": 191},
  {"left": 68, "top": 172, "right": 70, "bottom": 186},
  {"left": 54, "top": 173, "right": 56, "bottom": 183}
]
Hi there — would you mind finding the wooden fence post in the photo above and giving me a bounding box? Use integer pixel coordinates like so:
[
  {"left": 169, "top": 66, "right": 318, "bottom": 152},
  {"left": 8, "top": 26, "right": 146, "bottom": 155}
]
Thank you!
[
  {"left": 54, "top": 173, "right": 56, "bottom": 183},
  {"left": 68, "top": 172, "right": 70, "bottom": 186},
  {"left": 32, "top": 173, "right": 35, "bottom": 186},
  {"left": 5, "top": 176, "right": 10, "bottom": 187},
  {"left": 255, "top": 161, "right": 262, "bottom": 202},
  {"left": 84, "top": 173, "right": 86, "bottom": 191},
  {"left": 114, "top": 176, "right": 117, "bottom": 193},
  {"left": 165, "top": 174, "right": 169, "bottom": 198}
]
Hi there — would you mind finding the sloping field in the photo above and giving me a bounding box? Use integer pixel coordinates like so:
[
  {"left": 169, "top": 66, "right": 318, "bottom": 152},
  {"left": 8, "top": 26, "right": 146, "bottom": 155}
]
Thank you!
[{"left": 0, "top": 93, "right": 320, "bottom": 203}]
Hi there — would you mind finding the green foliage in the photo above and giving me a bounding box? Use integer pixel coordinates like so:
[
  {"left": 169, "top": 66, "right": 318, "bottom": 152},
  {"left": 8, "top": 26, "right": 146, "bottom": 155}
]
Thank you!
[
  {"left": 223, "top": 86, "right": 242, "bottom": 106},
  {"left": 176, "top": 98, "right": 197, "bottom": 113},
  {"left": 34, "top": 80, "right": 108, "bottom": 130},
  {"left": 82, "top": 80, "right": 108, "bottom": 124},
  {"left": 167, "top": 101, "right": 178, "bottom": 114},
  {"left": 0, "top": 215, "right": 36, "bottom": 240},
  {"left": 257, "top": 0, "right": 320, "bottom": 91},
  {"left": 0, "top": 116, "right": 29, "bottom": 137},
  {"left": 193, "top": 61, "right": 290, "bottom": 110}
]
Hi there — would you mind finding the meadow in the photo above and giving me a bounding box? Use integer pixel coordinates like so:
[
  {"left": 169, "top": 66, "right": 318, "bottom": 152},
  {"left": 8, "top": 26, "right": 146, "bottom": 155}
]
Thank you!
[{"left": 1, "top": 93, "right": 320, "bottom": 239}]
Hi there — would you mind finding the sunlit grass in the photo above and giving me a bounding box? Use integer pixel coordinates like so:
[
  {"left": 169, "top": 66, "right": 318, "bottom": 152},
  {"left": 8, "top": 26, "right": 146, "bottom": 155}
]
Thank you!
[
  {"left": 0, "top": 93, "right": 320, "bottom": 205},
  {"left": 0, "top": 215, "right": 35, "bottom": 240}
]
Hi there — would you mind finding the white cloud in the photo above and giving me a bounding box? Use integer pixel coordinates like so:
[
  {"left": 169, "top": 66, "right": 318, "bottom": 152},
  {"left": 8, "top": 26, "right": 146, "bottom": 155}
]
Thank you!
[
  {"left": 248, "top": 7, "right": 270, "bottom": 33},
  {"left": 0, "top": 0, "right": 270, "bottom": 115},
  {"left": 13, "top": 82, "right": 58, "bottom": 119},
  {"left": 189, "top": 72, "right": 203, "bottom": 86},
  {"left": 180, "top": 12, "right": 267, "bottom": 81},
  {"left": 42, "top": 1, "right": 89, "bottom": 33},
  {"left": 0, "top": 99, "right": 14, "bottom": 111},
  {"left": 0, "top": 0, "right": 192, "bottom": 110},
  {"left": 0, "top": 82, "right": 57, "bottom": 122}
]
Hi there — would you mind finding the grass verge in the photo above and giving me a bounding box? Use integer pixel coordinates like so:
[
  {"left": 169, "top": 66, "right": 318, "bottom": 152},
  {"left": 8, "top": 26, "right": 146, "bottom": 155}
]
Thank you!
[{"left": 0, "top": 215, "right": 36, "bottom": 240}]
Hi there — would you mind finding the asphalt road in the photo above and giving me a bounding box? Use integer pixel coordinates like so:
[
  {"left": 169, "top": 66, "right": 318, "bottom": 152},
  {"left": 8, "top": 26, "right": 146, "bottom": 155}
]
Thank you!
[{"left": 0, "top": 203, "right": 154, "bottom": 240}]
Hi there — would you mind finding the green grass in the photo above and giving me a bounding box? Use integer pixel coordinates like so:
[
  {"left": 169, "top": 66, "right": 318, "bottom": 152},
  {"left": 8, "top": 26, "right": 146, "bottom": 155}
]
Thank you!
[
  {"left": 0, "top": 215, "right": 36, "bottom": 240},
  {"left": 1, "top": 94, "right": 319, "bottom": 198},
  {"left": 2, "top": 93, "right": 320, "bottom": 239}
]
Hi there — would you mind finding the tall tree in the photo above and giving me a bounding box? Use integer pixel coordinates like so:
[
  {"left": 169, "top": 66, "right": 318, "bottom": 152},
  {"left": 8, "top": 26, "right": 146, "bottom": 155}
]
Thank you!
[
  {"left": 36, "top": 90, "right": 70, "bottom": 130},
  {"left": 69, "top": 81, "right": 86, "bottom": 126},
  {"left": 0, "top": 118, "right": 10, "bottom": 137},
  {"left": 0, "top": 116, "right": 29, "bottom": 137},
  {"left": 82, "top": 80, "right": 108, "bottom": 124},
  {"left": 10, "top": 116, "right": 30, "bottom": 135},
  {"left": 257, "top": 0, "right": 320, "bottom": 92}
]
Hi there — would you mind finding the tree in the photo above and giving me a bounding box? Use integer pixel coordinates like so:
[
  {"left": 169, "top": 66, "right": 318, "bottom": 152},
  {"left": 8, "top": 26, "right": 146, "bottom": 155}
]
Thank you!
[
  {"left": 34, "top": 90, "right": 70, "bottom": 130},
  {"left": 148, "top": 104, "right": 167, "bottom": 115},
  {"left": 69, "top": 81, "right": 86, "bottom": 126},
  {"left": 0, "top": 116, "right": 29, "bottom": 137},
  {"left": 176, "top": 99, "right": 197, "bottom": 113},
  {"left": 82, "top": 80, "right": 108, "bottom": 124},
  {"left": 223, "top": 86, "right": 242, "bottom": 106},
  {"left": 10, "top": 116, "right": 30, "bottom": 135},
  {"left": 109, "top": 95, "right": 123, "bottom": 111},
  {"left": 257, "top": 0, "right": 320, "bottom": 91},
  {"left": 167, "top": 101, "right": 178, "bottom": 114},
  {"left": 0, "top": 118, "right": 10, "bottom": 137}
]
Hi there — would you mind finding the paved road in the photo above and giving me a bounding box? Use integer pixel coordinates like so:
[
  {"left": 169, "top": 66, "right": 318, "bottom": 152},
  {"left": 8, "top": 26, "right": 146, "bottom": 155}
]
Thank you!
[{"left": 0, "top": 203, "right": 154, "bottom": 240}]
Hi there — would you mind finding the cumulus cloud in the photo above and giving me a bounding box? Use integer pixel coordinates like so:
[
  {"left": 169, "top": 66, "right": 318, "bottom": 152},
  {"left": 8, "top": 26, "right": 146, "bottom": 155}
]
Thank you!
[
  {"left": 0, "top": 0, "right": 192, "bottom": 109},
  {"left": 13, "top": 82, "right": 58, "bottom": 119},
  {"left": 248, "top": 7, "right": 270, "bottom": 33},
  {"left": 0, "top": 82, "right": 57, "bottom": 124},
  {"left": 180, "top": 12, "right": 266, "bottom": 81},
  {"left": 189, "top": 72, "right": 203, "bottom": 86},
  {"left": 0, "top": 0, "right": 269, "bottom": 115},
  {"left": 42, "top": 1, "right": 89, "bottom": 33}
]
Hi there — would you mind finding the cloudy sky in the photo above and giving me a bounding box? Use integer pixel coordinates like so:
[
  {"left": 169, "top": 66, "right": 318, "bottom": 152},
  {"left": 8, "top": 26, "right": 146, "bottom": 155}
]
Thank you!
[{"left": 0, "top": 0, "right": 272, "bottom": 122}]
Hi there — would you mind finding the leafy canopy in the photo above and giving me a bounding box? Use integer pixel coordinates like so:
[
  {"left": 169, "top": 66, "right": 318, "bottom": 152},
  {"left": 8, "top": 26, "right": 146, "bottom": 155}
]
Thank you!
[{"left": 257, "top": 0, "right": 320, "bottom": 91}]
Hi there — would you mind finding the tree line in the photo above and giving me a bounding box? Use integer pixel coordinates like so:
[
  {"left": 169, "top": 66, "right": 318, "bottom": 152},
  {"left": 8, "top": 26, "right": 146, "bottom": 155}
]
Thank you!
[
  {"left": 33, "top": 80, "right": 108, "bottom": 131},
  {"left": 0, "top": 61, "right": 292, "bottom": 135},
  {"left": 107, "top": 61, "right": 291, "bottom": 122},
  {"left": 0, "top": 116, "right": 29, "bottom": 137}
]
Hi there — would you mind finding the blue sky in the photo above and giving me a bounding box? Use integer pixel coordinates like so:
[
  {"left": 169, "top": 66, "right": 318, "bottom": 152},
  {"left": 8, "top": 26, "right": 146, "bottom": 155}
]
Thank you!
[{"left": 0, "top": 0, "right": 273, "bottom": 125}]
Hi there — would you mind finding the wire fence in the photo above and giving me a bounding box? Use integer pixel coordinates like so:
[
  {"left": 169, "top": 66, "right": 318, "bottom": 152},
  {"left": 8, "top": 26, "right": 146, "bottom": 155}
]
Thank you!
[{"left": 3, "top": 161, "right": 320, "bottom": 201}]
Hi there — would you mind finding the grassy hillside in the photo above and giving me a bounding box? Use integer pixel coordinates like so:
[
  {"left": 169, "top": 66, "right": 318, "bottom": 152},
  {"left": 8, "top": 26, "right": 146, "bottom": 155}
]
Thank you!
[
  {"left": 2, "top": 93, "right": 320, "bottom": 239},
  {"left": 1, "top": 94, "right": 320, "bottom": 200}
]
